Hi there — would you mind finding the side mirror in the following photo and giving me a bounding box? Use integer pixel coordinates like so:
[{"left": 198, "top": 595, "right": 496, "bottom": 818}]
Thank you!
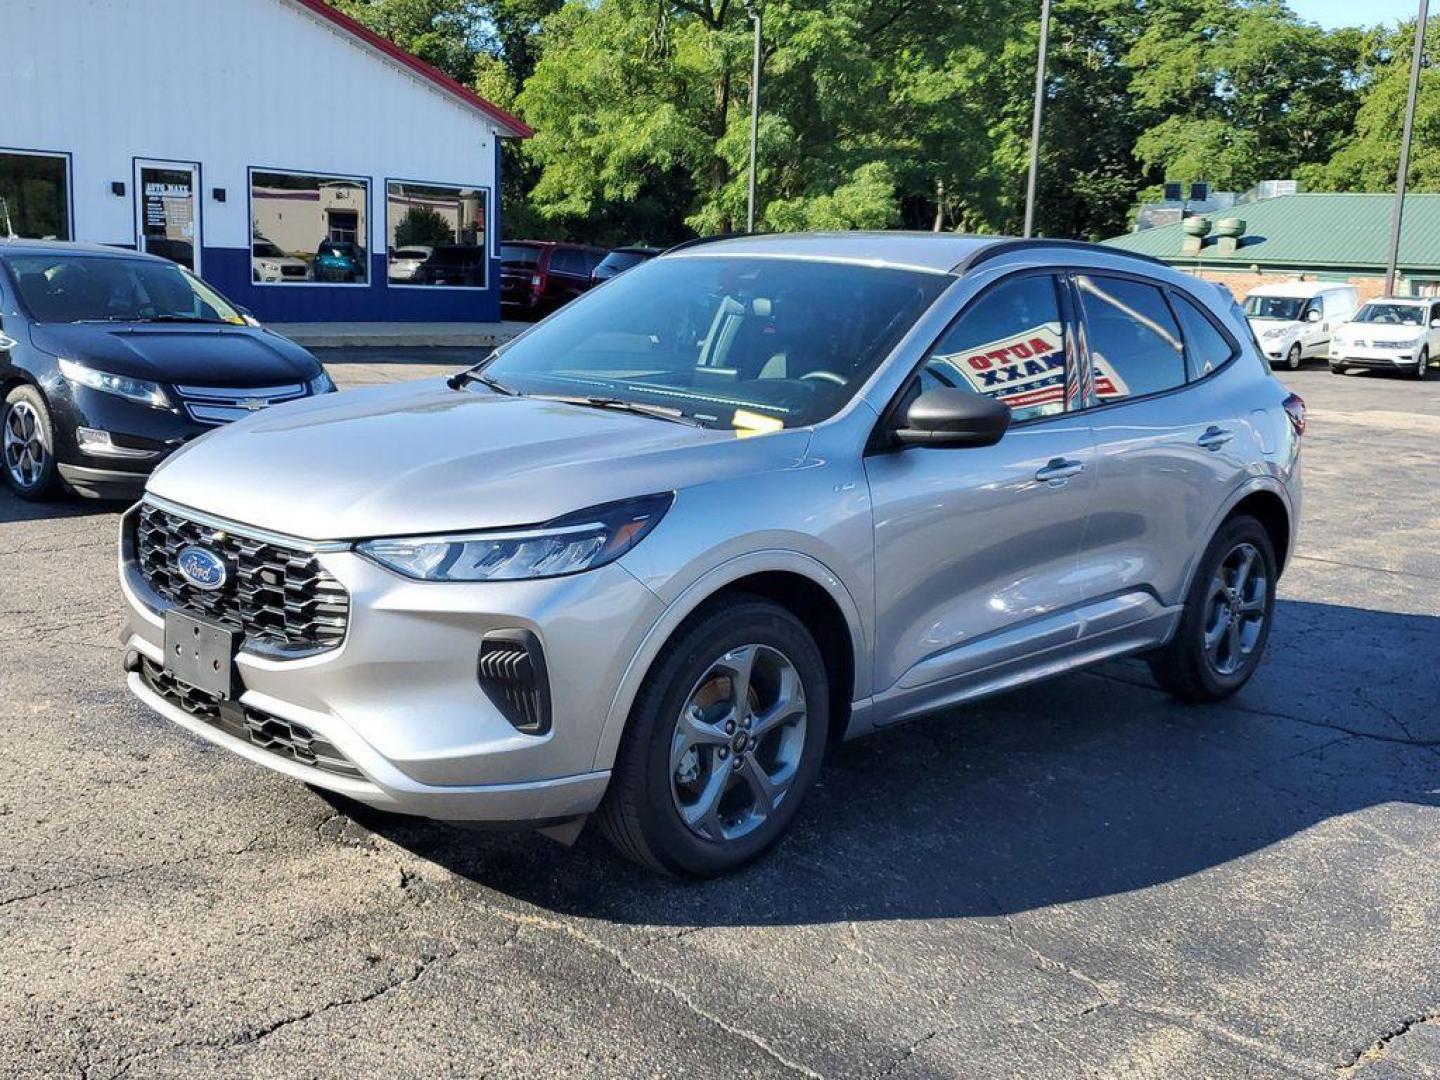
[
  {"left": 1429, "top": 318, "right": 1439, "bottom": 328},
  {"left": 894, "top": 388, "right": 1011, "bottom": 448},
  {"left": 1304, "top": 309, "right": 1322, "bottom": 323}
]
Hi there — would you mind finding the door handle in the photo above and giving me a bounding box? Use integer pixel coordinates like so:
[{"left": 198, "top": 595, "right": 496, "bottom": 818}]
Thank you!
[
  {"left": 1034, "top": 458, "right": 1085, "bottom": 484},
  {"left": 1197, "top": 426, "right": 1234, "bottom": 451}
]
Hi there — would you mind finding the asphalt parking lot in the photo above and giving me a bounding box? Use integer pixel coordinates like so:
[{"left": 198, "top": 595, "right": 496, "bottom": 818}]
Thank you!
[{"left": 1, "top": 358, "right": 1437, "bottom": 1079}]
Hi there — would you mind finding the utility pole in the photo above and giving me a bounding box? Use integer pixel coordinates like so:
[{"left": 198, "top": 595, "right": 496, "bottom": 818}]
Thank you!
[
  {"left": 746, "top": 3, "right": 762, "bottom": 233},
  {"left": 1022, "top": 0, "right": 1052, "bottom": 238},
  {"left": 1386, "top": 0, "right": 1429, "bottom": 295}
]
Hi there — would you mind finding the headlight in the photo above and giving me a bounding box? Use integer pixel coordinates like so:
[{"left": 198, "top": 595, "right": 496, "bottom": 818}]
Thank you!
[
  {"left": 260, "top": 260, "right": 280, "bottom": 274},
  {"left": 358, "top": 493, "right": 673, "bottom": 581},
  {"left": 58, "top": 358, "right": 170, "bottom": 409},
  {"left": 307, "top": 370, "right": 336, "bottom": 395}
]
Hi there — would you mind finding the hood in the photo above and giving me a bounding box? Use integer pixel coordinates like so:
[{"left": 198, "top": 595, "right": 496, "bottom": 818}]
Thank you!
[
  {"left": 1338, "top": 322, "right": 1426, "bottom": 342},
  {"left": 30, "top": 323, "right": 319, "bottom": 386},
  {"left": 146, "top": 379, "right": 812, "bottom": 540},
  {"left": 1247, "top": 317, "right": 1300, "bottom": 333}
]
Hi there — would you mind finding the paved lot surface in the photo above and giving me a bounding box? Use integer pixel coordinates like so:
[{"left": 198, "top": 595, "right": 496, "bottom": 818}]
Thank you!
[{"left": 1, "top": 360, "right": 1437, "bottom": 1079}]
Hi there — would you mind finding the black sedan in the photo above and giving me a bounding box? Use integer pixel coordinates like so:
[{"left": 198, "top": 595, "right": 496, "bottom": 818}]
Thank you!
[{"left": 0, "top": 240, "right": 334, "bottom": 501}]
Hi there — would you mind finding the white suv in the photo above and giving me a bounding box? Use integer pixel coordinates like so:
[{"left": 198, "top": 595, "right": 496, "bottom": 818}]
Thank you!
[{"left": 1331, "top": 297, "right": 1438, "bottom": 380}]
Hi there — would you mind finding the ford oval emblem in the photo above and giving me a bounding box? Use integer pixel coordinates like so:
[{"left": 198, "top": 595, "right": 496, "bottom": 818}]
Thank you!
[{"left": 176, "top": 545, "right": 228, "bottom": 591}]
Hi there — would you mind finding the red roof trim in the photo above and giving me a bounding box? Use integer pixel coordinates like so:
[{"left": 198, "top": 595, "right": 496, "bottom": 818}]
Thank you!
[{"left": 288, "top": 0, "right": 533, "bottom": 138}]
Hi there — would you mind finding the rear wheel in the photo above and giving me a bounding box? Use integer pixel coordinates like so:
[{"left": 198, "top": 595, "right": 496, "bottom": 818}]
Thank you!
[
  {"left": 597, "top": 596, "right": 829, "bottom": 877},
  {"left": 1150, "top": 515, "right": 1277, "bottom": 703},
  {"left": 2, "top": 385, "right": 59, "bottom": 500},
  {"left": 1285, "top": 343, "right": 1302, "bottom": 370}
]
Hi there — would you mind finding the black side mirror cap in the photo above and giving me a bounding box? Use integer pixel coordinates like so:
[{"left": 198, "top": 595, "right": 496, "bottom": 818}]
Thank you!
[{"left": 894, "top": 387, "right": 1012, "bottom": 448}]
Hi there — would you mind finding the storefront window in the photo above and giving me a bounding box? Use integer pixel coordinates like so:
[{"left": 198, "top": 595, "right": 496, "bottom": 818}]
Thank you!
[
  {"left": 385, "top": 181, "right": 489, "bottom": 288},
  {"left": 249, "top": 170, "right": 368, "bottom": 284},
  {"left": 0, "top": 151, "right": 71, "bottom": 241}
]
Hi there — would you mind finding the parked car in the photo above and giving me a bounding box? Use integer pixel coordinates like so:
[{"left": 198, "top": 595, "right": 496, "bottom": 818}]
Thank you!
[
  {"left": 313, "top": 240, "right": 366, "bottom": 283},
  {"left": 119, "top": 233, "right": 1302, "bottom": 877},
  {"left": 1330, "top": 296, "right": 1439, "bottom": 379},
  {"left": 386, "top": 245, "right": 432, "bottom": 283},
  {"left": 251, "top": 238, "right": 311, "bottom": 283},
  {"left": 1242, "top": 281, "right": 1358, "bottom": 370},
  {"left": 500, "top": 241, "right": 608, "bottom": 315},
  {"left": 0, "top": 240, "right": 335, "bottom": 500},
  {"left": 416, "top": 244, "right": 487, "bottom": 287},
  {"left": 591, "top": 246, "right": 661, "bottom": 284}
]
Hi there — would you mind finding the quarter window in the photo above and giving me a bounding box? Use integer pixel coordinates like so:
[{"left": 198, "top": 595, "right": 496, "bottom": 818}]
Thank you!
[
  {"left": 385, "top": 181, "right": 489, "bottom": 288},
  {"left": 1076, "top": 275, "right": 1186, "bottom": 401},
  {"left": 920, "top": 274, "right": 1071, "bottom": 423},
  {"left": 249, "top": 170, "right": 369, "bottom": 285},
  {"left": 1171, "top": 293, "right": 1236, "bottom": 380},
  {"left": 0, "top": 150, "right": 70, "bottom": 241}
]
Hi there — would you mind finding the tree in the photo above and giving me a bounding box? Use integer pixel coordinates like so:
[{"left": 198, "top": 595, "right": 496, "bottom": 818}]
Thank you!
[{"left": 394, "top": 205, "right": 456, "bottom": 247}]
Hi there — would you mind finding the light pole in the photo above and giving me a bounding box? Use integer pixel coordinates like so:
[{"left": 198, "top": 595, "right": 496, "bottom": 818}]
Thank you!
[
  {"left": 746, "top": 3, "right": 762, "bottom": 233},
  {"left": 1385, "top": 0, "right": 1429, "bottom": 295},
  {"left": 1022, "top": 0, "right": 1052, "bottom": 238}
]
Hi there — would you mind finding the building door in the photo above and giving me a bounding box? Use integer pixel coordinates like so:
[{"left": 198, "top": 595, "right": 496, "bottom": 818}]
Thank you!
[{"left": 134, "top": 160, "right": 200, "bottom": 275}]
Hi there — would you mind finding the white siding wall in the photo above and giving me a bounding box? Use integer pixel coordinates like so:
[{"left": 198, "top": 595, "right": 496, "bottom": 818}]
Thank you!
[{"left": 0, "top": 0, "right": 499, "bottom": 254}]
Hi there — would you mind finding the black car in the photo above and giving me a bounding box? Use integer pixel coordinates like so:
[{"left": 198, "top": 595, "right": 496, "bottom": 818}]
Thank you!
[
  {"left": 590, "top": 246, "right": 661, "bottom": 283},
  {"left": 0, "top": 240, "right": 335, "bottom": 501}
]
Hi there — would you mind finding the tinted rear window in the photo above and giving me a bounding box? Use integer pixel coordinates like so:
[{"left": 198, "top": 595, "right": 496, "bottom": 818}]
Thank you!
[{"left": 501, "top": 244, "right": 541, "bottom": 265}]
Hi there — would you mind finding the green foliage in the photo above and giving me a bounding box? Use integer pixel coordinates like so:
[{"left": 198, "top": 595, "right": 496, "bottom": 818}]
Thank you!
[
  {"left": 394, "top": 205, "right": 456, "bottom": 248},
  {"left": 327, "top": 0, "right": 1440, "bottom": 245}
]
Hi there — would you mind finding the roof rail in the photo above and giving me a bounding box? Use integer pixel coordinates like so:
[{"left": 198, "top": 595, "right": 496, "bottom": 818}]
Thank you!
[
  {"left": 662, "top": 233, "right": 750, "bottom": 255},
  {"left": 955, "top": 237, "right": 1169, "bottom": 274}
]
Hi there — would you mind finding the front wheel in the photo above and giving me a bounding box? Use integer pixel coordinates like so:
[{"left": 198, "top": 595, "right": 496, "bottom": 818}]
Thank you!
[
  {"left": 1413, "top": 348, "right": 1429, "bottom": 380},
  {"left": 1150, "top": 515, "right": 1277, "bottom": 703},
  {"left": 597, "top": 595, "right": 829, "bottom": 877},
  {"left": 1285, "top": 343, "right": 1302, "bottom": 371},
  {"left": 3, "top": 385, "right": 59, "bottom": 500},
  {"left": 1329, "top": 364, "right": 1347, "bottom": 375}
]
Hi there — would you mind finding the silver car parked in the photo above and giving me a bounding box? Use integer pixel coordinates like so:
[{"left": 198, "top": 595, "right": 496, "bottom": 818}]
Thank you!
[{"left": 119, "top": 234, "right": 1304, "bottom": 877}]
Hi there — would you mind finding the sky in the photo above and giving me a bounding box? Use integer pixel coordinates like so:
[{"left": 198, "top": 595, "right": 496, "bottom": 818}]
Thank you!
[{"left": 1290, "top": 0, "right": 1422, "bottom": 29}]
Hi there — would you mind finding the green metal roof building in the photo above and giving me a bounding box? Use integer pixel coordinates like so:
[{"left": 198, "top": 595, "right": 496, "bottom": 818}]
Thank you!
[{"left": 1102, "top": 193, "right": 1440, "bottom": 294}]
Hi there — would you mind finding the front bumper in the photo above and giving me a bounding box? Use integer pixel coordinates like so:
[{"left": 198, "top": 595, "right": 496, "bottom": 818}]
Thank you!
[
  {"left": 1331, "top": 347, "right": 1419, "bottom": 369},
  {"left": 119, "top": 502, "right": 666, "bottom": 822}
]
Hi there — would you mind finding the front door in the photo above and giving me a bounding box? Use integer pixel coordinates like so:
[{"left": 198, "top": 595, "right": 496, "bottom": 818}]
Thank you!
[
  {"left": 134, "top": 160, "right": 200, "bottom": 275},
  {"left": 865, "top": 272, "right": 1098, "bottom": 716}
]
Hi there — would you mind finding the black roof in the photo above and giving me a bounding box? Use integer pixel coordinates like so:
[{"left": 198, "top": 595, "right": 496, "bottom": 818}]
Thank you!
[{"left": 0, "top": 238, "right": 168, "bottom": 262}]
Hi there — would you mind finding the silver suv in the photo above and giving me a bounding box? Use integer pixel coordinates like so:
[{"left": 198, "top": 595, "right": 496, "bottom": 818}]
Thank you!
[{"left": 119, "top": 234, "right": 1304, "bottom": 877}]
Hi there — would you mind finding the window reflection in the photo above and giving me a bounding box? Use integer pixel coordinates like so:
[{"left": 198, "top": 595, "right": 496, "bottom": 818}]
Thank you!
[
  {"left": 249, "top": 171, "right": 369, "bottom": 285},
  {"left": 386, "top": 181, "right": 489, "bottom": 288},
  {"left": 0, "top": 151, "right": 70, "bottom": 240}
]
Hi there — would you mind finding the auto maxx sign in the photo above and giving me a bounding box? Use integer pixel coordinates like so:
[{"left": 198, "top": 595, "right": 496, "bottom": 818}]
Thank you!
[{"left": 930, "top": 324, "right": 1128, "bottom": 413}]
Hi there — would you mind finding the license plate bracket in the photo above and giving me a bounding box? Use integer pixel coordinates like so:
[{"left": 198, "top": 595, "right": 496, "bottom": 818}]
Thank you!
[{"left": 163, "top": 610, "right": 237, "bottom": 699}]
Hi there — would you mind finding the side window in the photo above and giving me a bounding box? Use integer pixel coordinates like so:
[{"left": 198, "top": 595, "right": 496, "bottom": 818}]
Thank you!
[
  {"left": 1171, "top": 293, "right": 1237, "bottom": 380},
  {"left": 551, "top": 249, "right": 585, "bottom": 276},
  {"left": 920, "top": 274, "right": 1069, "bottom": 423},
  {"left": 1429, "top": 302, "right": 1440, "bottom": 327},
  {"left": 1076, "top": 275, "right": 1186, "bottom": 402}
]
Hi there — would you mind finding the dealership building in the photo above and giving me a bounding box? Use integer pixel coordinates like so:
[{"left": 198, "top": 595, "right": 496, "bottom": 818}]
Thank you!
[{"left": 1, "top": 0, "right": 532, "bottom": 323}]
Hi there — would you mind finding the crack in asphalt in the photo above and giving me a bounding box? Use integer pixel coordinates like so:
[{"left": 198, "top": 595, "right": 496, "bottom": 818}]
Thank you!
[
  {"left": 1291, "top": 553, "right": 1436, "bottom": 581},
  {"left": 1337, "top": 1010, "right": 1440, "bottom": 1075}
]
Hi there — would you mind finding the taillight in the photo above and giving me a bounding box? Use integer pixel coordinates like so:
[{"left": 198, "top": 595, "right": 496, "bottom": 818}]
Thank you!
[
  {"left": 1283, "top": 393, "right": 1306, "bottom": 436},
  {"left": 530, "top": 273, "right": 545, "bottom": 290}
]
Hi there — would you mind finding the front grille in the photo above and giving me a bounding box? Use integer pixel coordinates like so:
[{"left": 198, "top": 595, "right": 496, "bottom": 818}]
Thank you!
[
  {"left": 138, "top": 657, "right": 362, "bottom": 779},
  {"left": 135, "top": 503, "right": 349, "bottom": 656},
  {"left": 173, "top": 382, "right": 307, "bottom": 426}
]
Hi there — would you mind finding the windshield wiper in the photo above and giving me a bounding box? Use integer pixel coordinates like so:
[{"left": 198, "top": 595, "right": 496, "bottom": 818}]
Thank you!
[
  {"left": 447, "top": 369, "right": 517, "bottom": 395},
  {"left": 531, "top": 394, "right": 702, "bottom": 427},
  {"left": 141, "top": 315, "right": 231, "bottom": 324}
]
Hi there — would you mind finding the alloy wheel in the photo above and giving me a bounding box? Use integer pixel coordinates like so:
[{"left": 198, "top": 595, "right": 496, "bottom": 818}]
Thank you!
[
  {"left": 1202, "top": 542, "right": 1269, "bottom": 677},
  {"left": 3, "top": 401, "right": 47, "bottom": 490},
  {"left": 669, "top": 644, "right": 808, "bottom": 842}
]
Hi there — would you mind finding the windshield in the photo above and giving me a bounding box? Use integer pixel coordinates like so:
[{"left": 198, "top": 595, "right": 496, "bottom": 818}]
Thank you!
[
  {"left": 252, "top": 240, "right": 284, "bottom": 258},
  {"left": 478, "top": 255, "right": 950, "bottom": 431},
  {"left": 501, "top": 244, "right": 542, "bottom": 265},
  {"left": 7, "top": 254, "right": 246, "bottom": 324},
  {"left": 394, "top": 248, "right": 429, "bottom": 260},
  {"left": 1244, "top": 295, "right": 1305, "bottom": 321},
  {"left": 1353, "top": 302, "right": 1425, "bottom": 326}
]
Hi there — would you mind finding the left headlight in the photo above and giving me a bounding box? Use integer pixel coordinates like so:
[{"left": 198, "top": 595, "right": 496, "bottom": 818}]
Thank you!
[
  {"left": 307, "top": 370, "right": 336, "bottom": 395},
  {"left": 357, "top": 493, "right": 674, "bottom": 582},
  {"left": 58, "top": 358, "right": 170, "bottom": 409}
]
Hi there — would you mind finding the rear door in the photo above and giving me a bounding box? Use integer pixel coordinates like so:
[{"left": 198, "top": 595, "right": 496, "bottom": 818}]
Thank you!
[
  {"left": 548, "top": 247, "right": 591, "bottom": 303},
  {"left": 865, "top": 271, "right": 1098, "bottom": 715},
  {"left": 1072, "top": 273, "right": 1250, "bottom": 615}
]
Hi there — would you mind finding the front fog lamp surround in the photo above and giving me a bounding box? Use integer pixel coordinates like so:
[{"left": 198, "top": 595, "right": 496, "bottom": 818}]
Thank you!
[
  {"left": 357, "top": 493, "right": 674, "bottom": 582},
  {"left": 58, "top": 359, "right": 171, "bottom": 409}
]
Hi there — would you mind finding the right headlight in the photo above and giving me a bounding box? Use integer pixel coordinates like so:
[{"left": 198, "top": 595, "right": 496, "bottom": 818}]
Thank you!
[
  {"left": 357, "top": 493, "right": 673, "bottom": 582},
  {"left": 58, "top": 358, "right": 171, "bottom": 409}
]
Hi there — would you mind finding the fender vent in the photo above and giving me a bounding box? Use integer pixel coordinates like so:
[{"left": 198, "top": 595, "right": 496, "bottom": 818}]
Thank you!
[{"left": 478, "top": 629, "right": 551, "bottom": 736}]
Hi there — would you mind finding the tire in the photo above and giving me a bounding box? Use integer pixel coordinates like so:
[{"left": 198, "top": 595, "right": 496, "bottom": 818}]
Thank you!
[
  {"left": 1285, "top": 343, "right": 1302, "bottom": 371},
  {"left": 1149, "top": 515, "right": 1277, "bottom": 704},
  {"left": 1329, "top": 364, "right": 1346, "bottom": 375},
  {"left": 2, "top": 385, "right": 60, "bottom": 500},
  {"left": 1413, "top": 348, "right": 1429, "bottom": 381},
  {"left": 597, "top": 594, "right": 829, "bottom": 878}
]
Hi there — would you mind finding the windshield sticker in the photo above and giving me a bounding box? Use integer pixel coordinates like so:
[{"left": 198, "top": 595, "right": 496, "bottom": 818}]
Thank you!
[{"left": 930, "top": 324, "right": 1129, "bottom": 411}]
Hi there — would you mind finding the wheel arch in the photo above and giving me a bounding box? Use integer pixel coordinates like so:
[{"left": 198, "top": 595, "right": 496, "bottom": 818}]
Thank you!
[
  {"left": 1175, "top": 479, "right": 1295, "bottom": 608},
  {"left": 592, "top": 552, "right": 867, "bottom": 772}
]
